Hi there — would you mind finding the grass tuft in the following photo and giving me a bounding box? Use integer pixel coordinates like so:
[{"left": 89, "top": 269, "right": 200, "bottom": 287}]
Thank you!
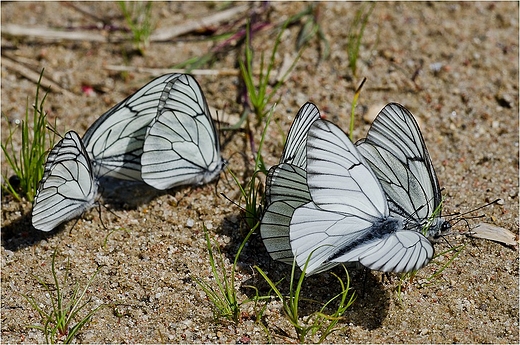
[
  {"left": 195, "top": 109, "right": 275, "bottom": 324},
  {"left": 255, "top": 255, "right": 356, "bottom": 343},
  {"left": 118, "top": 1, "right": 154, "bottom": 55},
  {"left": 239, "top": 19, "right": 304, "bottom": 122},
  {"left": 346, "top": 2, "right": 375, "bottom": 78},
  {"left": 295, "top": 3, "right": 330, "bottom": 60},
  {"left": 22, "top": 248, "right": 105, "bottom": 344},
  {"left": 1, "top": 69, "right": 56, "bottom": 202}
]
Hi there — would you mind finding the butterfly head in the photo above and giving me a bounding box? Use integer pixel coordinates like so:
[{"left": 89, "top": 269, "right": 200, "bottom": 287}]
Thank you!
[{"left": 424, "top": 217, "right": 452, "bottom": 239}]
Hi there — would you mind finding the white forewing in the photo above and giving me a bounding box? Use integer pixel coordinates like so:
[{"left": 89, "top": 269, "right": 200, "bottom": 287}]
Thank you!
[
  {"left": 305, "top": 119, "right": 387, "bottom": 217},
  {"left": 356, "top": 102, "right": 447, "bottom": 237},
  {"left": 32, "top": 131, "right": 98, "bottom": 232},
  {"left": 83, "top": 73, "right": 181, "bottom": 181},
  {"left": 141, "top": 74, "right": 224, "bottom": 190},
  {"left": 280, "top": 102, "right": 321, "bottom": 167}
]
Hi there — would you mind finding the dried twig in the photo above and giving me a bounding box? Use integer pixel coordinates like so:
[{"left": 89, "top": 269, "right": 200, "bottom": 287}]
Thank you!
[
  {"left": 2, "top": 54, "right": 75, "bottom": 98},
  {"left": 150, "top": 4, "right": 249, "bottom": 42},
  {"left": 103, "top": 65, "right": 257, "bottom": 76},
  {"left": 1, "top": 5, "right": 249, "bottom": 44},
  {"left": 1, "top": 24, "right": 109, "bottom": 42}
]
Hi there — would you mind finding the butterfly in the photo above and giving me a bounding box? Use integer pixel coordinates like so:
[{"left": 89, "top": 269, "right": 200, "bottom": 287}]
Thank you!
[
  {"left": 141, "top": 74, "right": 226, "bottom": 190},
  {"left": 262, "top": 102, "right": 444, "bottom": 275},
  {"left": 289, "top": 119, "right": 434, "bottom": 275},
  {"left": 32, "top": 131, "right": 98, "bottom": 232},
  {"left": 82, "top": 73, "right": 181, "bottom": 181},
  {"left": 261, "top": 102, "right": 320, "bottom": 263},
  {"left": 356, "top": 103, "right": 451, "bottom": 238}
]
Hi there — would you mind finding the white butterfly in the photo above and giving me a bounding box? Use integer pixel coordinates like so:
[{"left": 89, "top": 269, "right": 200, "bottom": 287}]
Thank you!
[
  {"left": 83, "top": 73, "right": 181, "bottom": 181},
  {"left": 290, "top": 119, "right": 434, "bottom": 275},
  {"left": 356, "top": 103, "right": 450, "bottom": 238},
  {"left": 261, "top": 102, "right": 320, "bottom": 263},
  {"left": 32, "top": 131, "right": 98, "bottom": 232},
  {"left": 141, "top": 74, "right": 225, "bottom": 190}
]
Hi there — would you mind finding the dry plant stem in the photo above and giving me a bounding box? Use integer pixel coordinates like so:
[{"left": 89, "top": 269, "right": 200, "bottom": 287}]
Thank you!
[
  {"left": 2, "top": 54, "right": 75, "bottom": 97},
  {"left": 1, "top": 5, "right": 248, "bottom": 43}
]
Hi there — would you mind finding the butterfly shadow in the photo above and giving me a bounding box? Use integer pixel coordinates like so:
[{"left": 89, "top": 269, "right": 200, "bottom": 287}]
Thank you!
[
  {"left": 1, "top": 178, "right": 166, "bottom": 252},
  {"left": 213, "top": 213, "right": 391, "bottom": 331},
  {"left": 1, "top": 209, "right": 67, "bottom": 252},
  {"left": 96, "top": 176, "right": 167, "bottom": 210}
]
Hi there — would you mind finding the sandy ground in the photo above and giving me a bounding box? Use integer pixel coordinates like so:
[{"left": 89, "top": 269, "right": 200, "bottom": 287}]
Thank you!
[{"left": 1, "top": 2, "right": 518, "bottom": 343}]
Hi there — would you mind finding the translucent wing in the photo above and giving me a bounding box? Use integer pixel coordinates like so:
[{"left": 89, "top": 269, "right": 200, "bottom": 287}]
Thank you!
[
  {"left": 83, "top": 73, "right": 181, "bottom": 181},
  {"left": 290, "top": 119, "right": 433, "bottom": 275},
  {"left": 141, "top": 74, "right": 225, "bottom": 190},
  {"left": 32, "top": 131, "right": 98, "bottom": 232},
  {"left": 261, "top": 164, "right": 310, "bottom": 263},
  {"left": 280, "top": 102, "right": 321, "bottom": 167},
  {"left": 260, "top": 102, "right": 319, "bottom": 263},
  {"left": 356, "top": 103, "right": 447, "bottom": 237}
]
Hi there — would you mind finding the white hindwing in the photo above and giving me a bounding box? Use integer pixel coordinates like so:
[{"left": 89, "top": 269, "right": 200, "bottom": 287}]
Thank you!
[
  {"left": 261, "top": 164, "right": 311, "bottom": 263},
  {"left": 141, "top": 74, "right": 224, "bottom": 190},
  {"left": 83, "top": 73, "right": 181, "bottom": 181},
  {"left": 32, "top": 131, "right": 98, "bottom": 232}
]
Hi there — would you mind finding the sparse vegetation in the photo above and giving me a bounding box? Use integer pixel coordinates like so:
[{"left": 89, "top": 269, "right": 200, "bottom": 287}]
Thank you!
[
  {"left": 346, "top": 2, "right": 375, "bottom": 78},
  {"left": 239, "top": 19, "right": 304, "bottom": 122},
  {"left": 1, "top": 69, "right": 56, "bottom": 202},
  {"left": 255, "top": 258, "right": 356, "bottom": 343},
  {"left": 22, "top": 249, "right": 105, "bottom": 344},
  {"left": 118, "top": 1, "right": 154, "bottom": 55}
]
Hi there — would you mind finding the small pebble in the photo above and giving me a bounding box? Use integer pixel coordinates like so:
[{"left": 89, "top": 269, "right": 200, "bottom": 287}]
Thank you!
[{"left": 186, "top": 218, "right": 195, "bottom": 228}]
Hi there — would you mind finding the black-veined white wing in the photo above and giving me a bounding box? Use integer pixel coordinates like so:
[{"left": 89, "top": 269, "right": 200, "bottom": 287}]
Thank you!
[
  {"left": 279, "top": 102, "right": 321, "bottom": 167},
  {"left": 290, "top": 119, "right": 434, "bottom": 275},
  {"left": 32, "top": 131, "right": 98, "bottom": 232},
  {"left": 261, "top": 163, "right": 311, "bottom": 263},
  {"left": 83, "top": 73, "right": 181, "bottom": 181},
  {"left": 356, "top": 103, "right": 449, "bottom": 237},
  {"left": 260, "top": 102, "right": 320, "bottom": 263},
  {"left": 141, "top": 74, "right": 225, "bottom": 190}
]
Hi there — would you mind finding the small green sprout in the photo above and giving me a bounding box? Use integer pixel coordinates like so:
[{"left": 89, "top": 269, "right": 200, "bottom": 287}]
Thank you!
[
  {"left": 22, "top": 249, "right": 105, "bottom": 344},
  {"left": 255, "top": 252, "right": 356, "bottom": 343},
  {"left": 118, "top": 1, "right": 155, "bottom": 55}
]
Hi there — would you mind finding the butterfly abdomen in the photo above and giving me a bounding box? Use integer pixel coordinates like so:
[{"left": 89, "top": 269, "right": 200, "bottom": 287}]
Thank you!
[{"left": 328, "top": 216, "right": 402, "bottom": 262}]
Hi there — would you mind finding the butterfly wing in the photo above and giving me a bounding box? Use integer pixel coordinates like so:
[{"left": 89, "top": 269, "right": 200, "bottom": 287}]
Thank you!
[
  {"left": 291, "top": 119, "right": 433, "bottom": 274},
  {"left": 32, "top": 131, "right": 98, "bottom": 232},
  {"left": 261, "top": 163, "right": 310, "bottom": 263},
  {"left": 356, "top": 103, "right": 446, "bottom": 236},
  {"left": 260, "top": 102, "right": 320, "bottom": 263},
  {"left": 279, "top": 102, "right": 321, "bottom": 167},
  {"left": 83, "top": 73, "right": 181, "bottom": 181},
  {"left": 141, "top": 74, "right": 224, "bottom": 190}
]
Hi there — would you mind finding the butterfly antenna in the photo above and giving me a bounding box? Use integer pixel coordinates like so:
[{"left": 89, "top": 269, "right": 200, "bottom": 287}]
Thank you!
[
  {"left": 95, "top": 184, "right": 120, "bottom": 229},
  {"left": 446, "top": 198, "right": 500, "bottom": 227},
  {"left": 46, "top": 124, "right": 64, "bottom": 138}
]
